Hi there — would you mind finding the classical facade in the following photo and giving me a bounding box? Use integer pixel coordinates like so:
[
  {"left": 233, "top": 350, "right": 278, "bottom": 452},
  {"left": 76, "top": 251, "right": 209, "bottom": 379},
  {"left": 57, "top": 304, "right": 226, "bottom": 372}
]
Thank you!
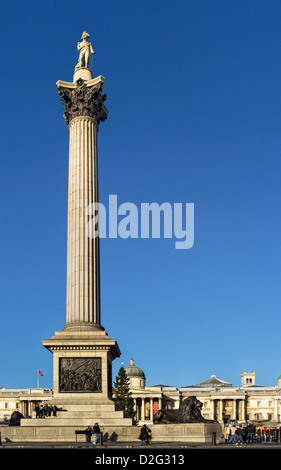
[
  {"left": 0, "top": 388, "right": 52, "bottom": 422},
  {"left": 124, "top": 361, "right": 281, "bottom": 425},
  {"left": 1, "top": 364, "right": 281, "bottom": 425}
]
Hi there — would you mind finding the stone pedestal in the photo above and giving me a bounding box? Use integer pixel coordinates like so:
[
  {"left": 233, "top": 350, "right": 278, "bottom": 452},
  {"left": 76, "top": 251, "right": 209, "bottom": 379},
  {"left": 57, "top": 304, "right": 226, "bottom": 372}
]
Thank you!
[
  {"left": 150, "top": 422, "right": 222, "bottom": 444},
  {"left": 42, "top": 328, "right": 119, "bottom": 401},
  {"left": 73, "top": 66, "right": 93, "bottom": 82}
]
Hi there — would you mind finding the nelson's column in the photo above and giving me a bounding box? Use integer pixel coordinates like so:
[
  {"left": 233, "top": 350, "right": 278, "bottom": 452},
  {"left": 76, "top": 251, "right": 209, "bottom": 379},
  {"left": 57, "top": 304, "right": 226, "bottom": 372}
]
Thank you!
[{"left": 42, "top": 32, "right": 127, "bottom": 421}]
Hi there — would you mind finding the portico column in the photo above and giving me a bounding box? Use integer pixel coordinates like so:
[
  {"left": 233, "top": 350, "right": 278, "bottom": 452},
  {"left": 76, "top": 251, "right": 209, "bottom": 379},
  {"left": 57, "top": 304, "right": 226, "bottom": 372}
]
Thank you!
[
  {"left": 241, "top": 399, "right": 246, "bottom": 421},
  {"left": 274, "top": 399, "right": 278, "bottom": 421},
  {"left": 150, "top": 398, "right": 153, "bottom": 420},
  {"left": 209, "top": 399, "right": 215, "bottom": 420},
  {"left": 233, "top": 399, "right": 237, "bottom": 420},
  {"left": 141, "top": 398, "right": 145, "bottom": 421},
  {"left": 219, "top": 400, "right": 223, "bottom": 421}
]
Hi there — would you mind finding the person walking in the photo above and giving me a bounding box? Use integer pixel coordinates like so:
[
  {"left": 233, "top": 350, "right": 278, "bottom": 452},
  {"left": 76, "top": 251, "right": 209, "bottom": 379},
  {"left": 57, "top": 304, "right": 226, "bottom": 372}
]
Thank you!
[
  {"left": 93, "top": 422, "right": 101, "bottom": 446},
  {"left": 146, "top": 426, "right": 152, "bottom": 444},
  {"left": 138, "top": 425, "right": 148, "bottom": 446}
]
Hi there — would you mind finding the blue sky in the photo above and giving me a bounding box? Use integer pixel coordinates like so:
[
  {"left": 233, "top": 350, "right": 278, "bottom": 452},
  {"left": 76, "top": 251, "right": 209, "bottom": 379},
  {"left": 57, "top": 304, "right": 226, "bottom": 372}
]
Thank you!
[{"left": 1, "top": 0, "right": 281, "bottom": 390}]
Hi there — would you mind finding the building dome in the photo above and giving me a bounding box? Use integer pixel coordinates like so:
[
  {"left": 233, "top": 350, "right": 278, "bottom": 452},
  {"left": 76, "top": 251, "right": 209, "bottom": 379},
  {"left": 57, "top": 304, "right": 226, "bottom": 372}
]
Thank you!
[{"left": 125, "top": 359, "right": 145, "bottom": 378}]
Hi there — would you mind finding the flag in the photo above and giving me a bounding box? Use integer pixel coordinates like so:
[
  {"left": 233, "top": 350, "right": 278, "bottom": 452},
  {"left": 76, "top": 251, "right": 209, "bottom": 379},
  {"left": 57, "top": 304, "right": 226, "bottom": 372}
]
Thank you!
[{"left": 38, "top": 370, "right": 44, "bottom": 377}]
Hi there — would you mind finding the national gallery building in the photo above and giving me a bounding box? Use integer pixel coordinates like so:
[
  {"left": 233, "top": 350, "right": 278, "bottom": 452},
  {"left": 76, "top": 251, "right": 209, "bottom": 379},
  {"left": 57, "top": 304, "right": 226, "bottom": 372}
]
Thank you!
[
  {"left": 1, "top": 359, "right": 281, "bottom": 426},
  {"left": 124, "top": 360, "right": 281, "bottom": 425}
]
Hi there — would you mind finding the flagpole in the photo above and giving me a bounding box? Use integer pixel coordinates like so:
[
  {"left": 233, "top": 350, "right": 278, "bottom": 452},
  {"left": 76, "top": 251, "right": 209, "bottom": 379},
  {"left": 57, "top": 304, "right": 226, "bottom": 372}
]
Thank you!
[{"left": 37, "top": 369, "right": 39, "bottom": 389}]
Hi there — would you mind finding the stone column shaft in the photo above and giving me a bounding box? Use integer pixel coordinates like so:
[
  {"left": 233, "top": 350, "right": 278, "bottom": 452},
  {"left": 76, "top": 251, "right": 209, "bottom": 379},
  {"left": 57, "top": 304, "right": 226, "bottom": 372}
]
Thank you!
[
  {"left": 66, "top": 116, "right": 100, "bottom": 327},
  {"left": 141, "top": 398, "right": 145, "bottom": 421},
  {"left": 241, "top": 399, "right": 246, "bottom": 421},
  {"left": 274, "top": 399, "right": 278, "bottom": 421},
  {"left": 56, "top": 75, "right": 108, "bottom": 331},
  {"left": 233, "top": 399, "right": 237, "bottom": 420},
  {"left": 219, "top": 400, "right": 223, "bottom": 421},
  {"left": 150, "top": 398, "right": 153, "bottom": 420}
]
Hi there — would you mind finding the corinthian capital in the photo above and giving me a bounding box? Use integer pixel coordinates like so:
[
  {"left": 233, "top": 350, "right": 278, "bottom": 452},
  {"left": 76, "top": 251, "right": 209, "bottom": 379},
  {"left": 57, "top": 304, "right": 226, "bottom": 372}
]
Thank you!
[{"left": 57, "top": 76, "right": 108, "bottom": 126}]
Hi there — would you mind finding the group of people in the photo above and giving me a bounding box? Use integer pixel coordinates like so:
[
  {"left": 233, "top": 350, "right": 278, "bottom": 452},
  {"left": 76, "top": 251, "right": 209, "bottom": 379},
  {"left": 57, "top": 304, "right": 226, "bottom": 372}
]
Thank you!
[
  {"left": 86, "top": 423, "right": 101, "bottom": 445},
  {"left": 138, "top": 424, "right": 152, "bottom": 445},
  {"left": 223, "top": 423, "right": 257, "bottom": 445},
  {"left": 35, "top": 403, "right": 58, "bottom": 418},
  {"left": 84, "top": 423, "right": 152, "bottom": 446}
]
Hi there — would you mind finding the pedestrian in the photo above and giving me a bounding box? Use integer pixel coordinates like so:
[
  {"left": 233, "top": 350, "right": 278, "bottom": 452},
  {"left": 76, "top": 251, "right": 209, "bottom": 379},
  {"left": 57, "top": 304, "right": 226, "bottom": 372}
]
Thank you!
[
  {"left": 223, "top": 425, "right": 230, "bottom": 443},
  {"left": 35, "top": 404, "right": 40, "bottom": 419},
  {"left": 44, "top": 405, "right": 48, "bottom": 417},
  {"left": 247, "top": 423, "right": 256, "bottom": 443},
  {"left": 52, "top": 405, "right": 58, "bottom": 417},
  {"left": 236, "top": 425, "right": 244, "bottom": 445},
  {"left": 86, "top": 426, "right": 92, "bottom": 443},
  {"left": 242, "top": 426, "right": 248, "bottom": 443},
  {"left": 146, "top": 426, "right": 152, "bottom": 444},
  {"left": 229, "top": 425, "right": 237, "bottom": 444},
  {"left": 138, "top": 425, "right": 148, "bottom": 446},
  {"left": 93, "top": 422, "right": 100, "bottom": 445},
  {"left": 39, "top": 405, "right": 44, "bottom": 418}
]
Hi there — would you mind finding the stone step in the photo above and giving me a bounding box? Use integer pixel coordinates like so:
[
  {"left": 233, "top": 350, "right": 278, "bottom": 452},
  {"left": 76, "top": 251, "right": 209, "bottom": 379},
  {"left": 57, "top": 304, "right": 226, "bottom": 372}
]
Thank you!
[
  {"left": 33, "top": 405, "right": 118, "bottom": 416},
  {"left": 0, "top": 422, "right": 222, "bottom": 443},
  {"left": 34, "top": 410, "right": 125, "bottom": 419},
  {"left": 48, "top": 399, "right": 116, "bottom": 406},
  {"left": 21, "top": 417, "right": 133, "bottom": 427},
  {"left": 55, "top": 404, "right": 118, "bottom": 412},
  {"left": 0, "top": 424, "right": 141, "bottom": 443}
]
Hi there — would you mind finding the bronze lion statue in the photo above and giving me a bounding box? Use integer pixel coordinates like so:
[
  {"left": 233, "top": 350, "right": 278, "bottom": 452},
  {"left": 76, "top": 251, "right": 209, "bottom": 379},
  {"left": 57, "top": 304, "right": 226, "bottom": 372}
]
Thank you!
[{"left": 153, "top": 396, "right": 206, "bottom": 424}]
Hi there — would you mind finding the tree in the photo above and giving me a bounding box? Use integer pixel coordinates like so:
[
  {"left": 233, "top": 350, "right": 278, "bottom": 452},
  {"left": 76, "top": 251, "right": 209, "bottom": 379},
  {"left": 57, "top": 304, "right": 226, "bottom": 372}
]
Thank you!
[{"left": 112, "top": 366, "right": 135, "bottom": 419}]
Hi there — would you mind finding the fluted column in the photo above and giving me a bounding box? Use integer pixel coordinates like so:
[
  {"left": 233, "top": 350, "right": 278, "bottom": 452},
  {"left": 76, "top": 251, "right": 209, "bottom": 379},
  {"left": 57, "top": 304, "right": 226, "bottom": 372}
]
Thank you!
[
  {"left": 150, "top": 398, "right": 154, "bottom": 420},
  {"left": 233, "top": 399, "right": 237, "bottom": 420},
  {"left": 141, "top": 398, "right": 145, "bottom": 421},
  {"left": 66, "top": 116, "right": 100, "bottom": 327},
  {"left": 57, "top": 76, "right": 108, "bottom": 331},
  {"left": 241, "top": 399, "right": 246, "bottom": 421}
]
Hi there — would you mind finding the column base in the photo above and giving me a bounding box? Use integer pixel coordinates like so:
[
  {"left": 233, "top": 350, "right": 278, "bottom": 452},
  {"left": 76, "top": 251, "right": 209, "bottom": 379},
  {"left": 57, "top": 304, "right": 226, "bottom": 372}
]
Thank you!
[
  {"left": 63, "top": 321, "right": 105, "bottom": 332},
  {"left": 42, "top": 326, "right": 120, "bottom": 400}
]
